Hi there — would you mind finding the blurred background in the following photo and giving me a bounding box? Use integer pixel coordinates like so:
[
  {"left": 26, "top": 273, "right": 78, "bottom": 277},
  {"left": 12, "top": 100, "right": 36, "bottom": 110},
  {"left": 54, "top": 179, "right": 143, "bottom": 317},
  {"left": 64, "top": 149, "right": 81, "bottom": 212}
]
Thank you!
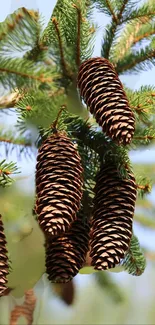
[{"left": 0, "top": 0, "right": 155, "bottom": 324}]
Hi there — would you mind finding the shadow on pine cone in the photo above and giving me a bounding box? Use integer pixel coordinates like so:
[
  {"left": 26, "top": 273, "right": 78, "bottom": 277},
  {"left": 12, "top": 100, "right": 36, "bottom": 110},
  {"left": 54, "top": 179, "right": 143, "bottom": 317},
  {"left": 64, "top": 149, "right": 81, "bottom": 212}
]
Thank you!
[
  {"left": 45, "top": 214, "right": 90, "bottom": 283},
  {"left": 77, "top": 57, "right": 135, "bottom": 145}
]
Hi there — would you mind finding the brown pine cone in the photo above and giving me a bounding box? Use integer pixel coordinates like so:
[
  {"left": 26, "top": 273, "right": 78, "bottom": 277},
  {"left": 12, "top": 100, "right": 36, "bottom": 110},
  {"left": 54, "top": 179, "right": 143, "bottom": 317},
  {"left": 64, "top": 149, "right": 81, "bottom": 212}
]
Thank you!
[
  {"left": 0, "top": 214, "right": 9, "bottom": 297},
  {"left": 35, "top": 131, "right": 83, "bottom": 236},
  {"left": 77, "top": 57, "right": 135, "bottom": 145},
  {"left": 45, "top": 214, "right": 90, "bottom": 283},
  {"left": 90, "top": 163, "right": 137, "bottom": 270}
]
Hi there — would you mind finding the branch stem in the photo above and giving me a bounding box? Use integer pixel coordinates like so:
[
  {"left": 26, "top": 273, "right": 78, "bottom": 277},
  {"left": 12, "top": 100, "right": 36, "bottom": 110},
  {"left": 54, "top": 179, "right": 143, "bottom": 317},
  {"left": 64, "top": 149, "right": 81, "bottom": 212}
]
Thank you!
[
  {"left": 73, "top": 4, "right": 82, "bottom": 68},
  {"left": 0, "top": 68, "right": 52, "bottom": 83}
]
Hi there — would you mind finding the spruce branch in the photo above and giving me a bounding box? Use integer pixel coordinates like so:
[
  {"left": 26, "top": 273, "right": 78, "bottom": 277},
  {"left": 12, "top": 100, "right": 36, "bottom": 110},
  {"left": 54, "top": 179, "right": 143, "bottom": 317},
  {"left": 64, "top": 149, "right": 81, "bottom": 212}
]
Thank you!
[
  {"left": 52, "top": 17, "right": 71, "bottom": 78},
  {"left": 72, "top": 3, "right": 82, "bottom": 68},
  {"left": 0, "top": 8, "right": 41, "bottom": 56},
  {"left": 0, "top": 129, "right": 33, "bottom": 158},
  {"left": 136, "top": 178, "right": 151, "bottom": 198},
  {"left": 111, "top": 16, "right": 151, "bottom": 63},
  {"left": 104, "top": 0, "right": 118, "bottom": 23},
  {"left": 122, "top": 234, "right": 146, "bottom": 276},
  {"left": 122, "top": 0, "right": 155, "bottom": 23},
  {"left": 101, "top": 0, "right": 129, "bottom": 58},
  {"left": 116, "top": 47, "right": 155, "bottom": 74},
  {"left": 0, "top": 64, "right": 52, "bottom": 84},
  {"left": 0, "top": 160, "right": 19, "bottom": 187}
]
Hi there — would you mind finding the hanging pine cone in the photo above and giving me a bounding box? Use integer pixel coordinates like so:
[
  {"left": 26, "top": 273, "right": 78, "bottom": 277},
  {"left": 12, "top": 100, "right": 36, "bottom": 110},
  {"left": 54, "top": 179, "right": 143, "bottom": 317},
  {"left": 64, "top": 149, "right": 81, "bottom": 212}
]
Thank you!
[
  {"left": 90, "top": 163, "right": 137, "bottom": 270},
  {"left": 45, "top": 214, "right": 90, "bottom": 283},
  {"left": 0, "top": 214, "right": 9, "bottom": 297},
  {"left": 35, "top": 131, "right": 83, "bottom": 236},
  {"left": 77, "top": 57, "right": 135, "bottom": 145}
]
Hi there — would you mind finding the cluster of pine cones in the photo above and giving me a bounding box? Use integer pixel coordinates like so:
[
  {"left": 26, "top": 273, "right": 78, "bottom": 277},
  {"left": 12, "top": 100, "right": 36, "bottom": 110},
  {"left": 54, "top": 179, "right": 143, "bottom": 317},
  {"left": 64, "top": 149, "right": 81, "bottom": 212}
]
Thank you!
[
  {"left": 0, "top": 57, "right": 137, "bottom": 292},
  {"left": 35, "top": 57, "right": 137, "bottom": 283}
]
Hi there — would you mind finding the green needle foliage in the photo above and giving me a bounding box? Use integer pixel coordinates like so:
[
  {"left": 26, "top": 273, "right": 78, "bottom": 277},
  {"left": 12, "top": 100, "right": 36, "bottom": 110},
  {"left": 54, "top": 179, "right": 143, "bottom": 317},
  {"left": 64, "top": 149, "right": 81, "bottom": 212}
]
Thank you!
[
  {"left": 122, "top": 235, "right": 146, "bottom": 276},
  {"left": 0, "top": 160, "right": 19, "bottom": 187},
  {"left": 0, "top": 0, "right": 155, "bottom": 302}
]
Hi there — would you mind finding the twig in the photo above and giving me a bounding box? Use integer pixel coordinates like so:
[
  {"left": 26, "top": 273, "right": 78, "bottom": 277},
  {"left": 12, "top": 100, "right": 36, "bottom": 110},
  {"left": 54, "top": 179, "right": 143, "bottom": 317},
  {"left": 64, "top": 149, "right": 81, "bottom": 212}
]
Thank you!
[
  {"left": 52, "top": 17, "right": 70, "bottom": 77},
  {"left": 0, "top": 137, "right": 32, "bottom": 146},
  {"left": 72, "top": 4, "right": 82, "bottom": 68},
  {"left": 0, "top": 68, "right": 52, "bottom": 83},
  {"left": 134, "top": 135, "right": 155, "bottom": 141},
  {"left": 133, "top": 29, "right": 155, "bottom": 45},
  {"left": 117, "top": 49, "right": 155, "bottom": 73},
  {"left": 52, "top": 105, "right": 66, "bottom": 129},
  {"left": 105, "top": 0, "right": 118, "bottom": 23},
  {"left": 137, "top": 183, "right": 150, "bottom": 191}
]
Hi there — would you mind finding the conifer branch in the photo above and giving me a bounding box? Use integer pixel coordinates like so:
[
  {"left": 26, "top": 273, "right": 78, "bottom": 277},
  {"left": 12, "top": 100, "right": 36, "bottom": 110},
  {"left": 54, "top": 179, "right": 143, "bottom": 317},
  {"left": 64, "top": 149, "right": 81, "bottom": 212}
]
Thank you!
[
  {"left": 0, "top": 135, "right": 32, "bottom": 147},
  {"left": 134, "top": 135, "right": 155, "bottom": 141},
  {"left": 136, "top": 181, "right": 151, "bottom": 197},
  {"left": 105, "top": 0, "right": 118, "bottom": 23},
  {"left": 0, "top": 160, "right": 19, "bottom": 186},
  {"left": 116, "top": 48, "right": 155, "bottom": 74},
  {"left": 52, "top": 17, "right": 70, "bottom": 78},
  {"left": 0, "top": 67, "right": 52, "bottom": 83},
  {"left": 101, "top": 0, "right": 130, "bottom": 58},
  {"left": 123, "top": 235, "right": 146, "bottom": 276},
  {"left": 0, "top": 11, "right": 24, "bottom": 41},
  {"left": 72, "top": 4, "right": 82, "bottom": 68}
]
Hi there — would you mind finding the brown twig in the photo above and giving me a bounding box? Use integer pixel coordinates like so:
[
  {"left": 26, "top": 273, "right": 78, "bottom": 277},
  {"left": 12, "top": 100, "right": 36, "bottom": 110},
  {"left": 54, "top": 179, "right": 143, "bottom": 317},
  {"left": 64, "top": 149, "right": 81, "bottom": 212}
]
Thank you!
[
  {"left": 134, "top": 135, "right": 155, "bottom": 141},
  {"left": 105, "top": 0, "right": 118, "bottom": 23},
  {"left": 0, "top": 137, "right": 32, "bottom": 146},
  {"left": 10, "top": 289, "right": 36, "bottom": 325},
  {"left": 72, "top": 4, "right": 82, "bottom": 68},
  {"left": 52, "top": 105, "right": 66, "bottom": 129},
  {"left": 133, "top": 29, "right": 155, "bottom": 45},
  {"left": 0, "top": 68, "right": 52, "bottom": 83},
  {"left": 136, "top": 184, "right": 151, "bottom": 192},
  {"left": 52, "top": 17, "right": 69, "bottom": 77},
  {"left": 117, "top": 49, "right": 155, "bottom": 73}
]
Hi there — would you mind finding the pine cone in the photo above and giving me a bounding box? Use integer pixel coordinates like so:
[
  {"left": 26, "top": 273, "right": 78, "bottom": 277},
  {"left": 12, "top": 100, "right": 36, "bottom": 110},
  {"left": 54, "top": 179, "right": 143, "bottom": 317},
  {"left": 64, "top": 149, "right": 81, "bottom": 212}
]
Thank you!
[
  {"left": 90, "top": 163, "right": 137, "bottom": 270},
  {"left": 45, "top": 215, "right": 90, "bottom": 283},
  {"left": 0, "top": 214, "right": 9, "bottom": 297},
  {"left": 77, "top": 57, "right": 135, "bottom": 145},
  {"left": 35, "top": 131, "right": 83, "bottom": 236}
]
